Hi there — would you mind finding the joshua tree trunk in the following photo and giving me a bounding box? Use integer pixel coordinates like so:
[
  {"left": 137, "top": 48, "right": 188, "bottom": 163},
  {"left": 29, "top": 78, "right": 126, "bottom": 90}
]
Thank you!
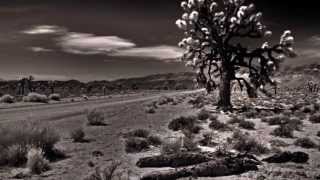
[{"left": 218, "top": 65, "right": 232, "bottom": 111}]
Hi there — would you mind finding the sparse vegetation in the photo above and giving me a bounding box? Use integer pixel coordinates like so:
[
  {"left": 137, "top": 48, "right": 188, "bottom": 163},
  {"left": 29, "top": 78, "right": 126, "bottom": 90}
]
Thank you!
[
  {"left": 197, "top": 109, "right": 210, "bottom": 121},
  {"left": 70, "top": 128, "right": 86, "bottom": 142},
  {"left": 271, "top": 124, "right": 294, "bottom": 138},
  {"left": 49, "top": 93, "right": 61, "bottom": 101},
  {"left": 147, "top": 135, "right": 162, "bottom": 147},
  {"left": 83, "top": 160, "right": 123, "bottom": 180},
  {"left": 161, "top": 138, "right": 182, "bottom": 155},
  {"left": 168, "top": 116, "right": 197, "bottom": 132},
  {"left": 26, "top": 148, "right": 50, "bottom": 174},
  {"left": 209, "top": 119, "right": 230, "bottom": 131},
  {"left": 309, "top": 113, "right": 320, "bottom": 123},
  {"left": 227, "top": 115, "right": 243, "bottom": 124},
  {"left": 125, "top": 137, "right": 149, "bottom": 153},
  {"left": 126, "top": 129, "right": 150, "bottom": 138},
  {"left": 87, "top": 108, "right": 106, "bottom": 126},
  {"left": 23, "top": 93, "right": 48, "bottom": 103},
  {"left": 294, "top": 137, "right": 317, "bottom": 149},
  {"left": 232, "top": 131, "right": 269, "bottom": 155},
  {"left": 239, "top": 120, "right": 255, "bottom": 130},
  {"left": 0, "top": 94, "right": 15, "bottom": 103},
  {"left": 0, "top": 123, "right": 60, "bottom": 167}
]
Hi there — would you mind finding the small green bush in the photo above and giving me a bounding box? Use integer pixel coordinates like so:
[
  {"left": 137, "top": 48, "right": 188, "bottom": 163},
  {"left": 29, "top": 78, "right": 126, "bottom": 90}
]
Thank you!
[
  {"left": 161, "top": 138, "right": 182, "bottom": 155},
  {"left": 309, "top": 113, "right": 320, "bottom": 123},
  {"left": 168, "top": 116, "right": 196, "bottom": 132},
  {"left": 87, "top": 108, "right": 106, "bottom": 126},
  {"left": 197, "top": 109, "right": 210, "bottom": 121},
  {"left": 209, "top": 119, "right": 230, "bottom": 131},
  {"left": 239, "top": 120, "right": 255, "bottom": 130},
  {"left": 147, "top": 135, "right": 162, "bottom": 146},
  {"left": 0, "top": 94, "right": 15, "bottom": 103},
  {"left": 271, "top": 124, "right": 294, "bottom": 138},
  {"left": 49, "top": 93, "right": 61, "bottom": 101},
  {"left": 125, "top": 137, "right": 149, "bottom": 153},
  {"left": 70, "top": 128, "right": 85, "bottom": 142}
]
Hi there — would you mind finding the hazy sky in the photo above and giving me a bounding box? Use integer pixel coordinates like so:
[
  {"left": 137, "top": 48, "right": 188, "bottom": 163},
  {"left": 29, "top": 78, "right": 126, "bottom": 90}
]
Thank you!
[{"left": 0, "top": 0, "right": 319, "bottom": 81}]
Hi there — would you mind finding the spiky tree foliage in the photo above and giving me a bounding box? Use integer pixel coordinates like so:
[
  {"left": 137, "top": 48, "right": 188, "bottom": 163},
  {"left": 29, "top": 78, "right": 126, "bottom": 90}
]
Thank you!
[{"left": 176, "top": 0, "right": 296, "bottom": 110}]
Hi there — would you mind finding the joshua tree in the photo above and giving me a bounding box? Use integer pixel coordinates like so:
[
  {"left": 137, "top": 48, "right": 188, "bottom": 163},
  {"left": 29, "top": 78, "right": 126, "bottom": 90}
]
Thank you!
[{"left": 176, "top": 0, "right": 296, "bottom": 111}]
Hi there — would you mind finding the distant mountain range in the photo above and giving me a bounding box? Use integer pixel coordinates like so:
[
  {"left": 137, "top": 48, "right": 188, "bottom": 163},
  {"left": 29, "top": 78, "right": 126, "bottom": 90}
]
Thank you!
[{"left": 0, "top": 72, "right": 196, "bottom": 97}]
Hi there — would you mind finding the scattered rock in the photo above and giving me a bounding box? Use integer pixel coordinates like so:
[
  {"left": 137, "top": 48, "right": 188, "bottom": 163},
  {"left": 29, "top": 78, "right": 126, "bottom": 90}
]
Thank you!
[{"left": 262, "top": 151, "right": 309, "bottom": 164}]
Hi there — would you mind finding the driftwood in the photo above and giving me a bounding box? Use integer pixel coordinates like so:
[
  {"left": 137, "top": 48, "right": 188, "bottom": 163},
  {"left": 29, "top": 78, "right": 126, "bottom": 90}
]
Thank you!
[
  {"left": 140, "top": 154, "right": 261, "bottom": 180},
  {"left": 137, "top": 152, "right": 214, "bottom": 168}
]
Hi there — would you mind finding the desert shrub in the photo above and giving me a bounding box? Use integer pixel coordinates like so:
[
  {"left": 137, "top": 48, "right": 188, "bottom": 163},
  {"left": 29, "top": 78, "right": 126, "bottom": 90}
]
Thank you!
[
  {"left": 243, "top": 109, "right": 258, "bottom": 118},
  {"left": 271, "top": 124, "right": 294, "bottom": 138},
  {"left": 0, "top": 94, "right": 15, "bottom": 103},
  {"left": 265, "top": 114, "right": 290, "bottom": 125},
  {"left": 126, "top": 129, "right": 150, "bottom": 138},
  {"left": 26, "top": 148, "right": 50, "bottom": 174},
  {"left": 0, "top": 123, "right": 60, "bottom": 166},
  {"left": 158, "top": 96, "right": 174, "bottom": 105},
  {"left": 197, "top": 109, "right": 210, "bottom": 121},
  {"left": 87, "top": 108, "right": 106, "bottom": 126},
  {"left": 5, "top": 144, "right": 28, "bottom": 167},
  {"left": 49, "top": 93, "right": 61, "bottom": 101},
  {"left": 269, "top": 139, "right": 289, "bottom": 147},
  {"left": 168, "top": 116, "right": 196, "bottom": 132},
  {"left": 227, "top": 115, "right": 244, "bottom": 124},
  {"left": 309, "top": 113, "right": 320, "bottom": 123},
  {"left": 209, "top": 119, "right": 230, "bottom": 131},
  {"left": 83, "top": 160, "right": 122, "bottom": 180},
  {"left": 209, "top": 114, "right": 218, "bottom": 121},
  {"left": 125, "top": 137, "right": 149, "bottom": 153},
  {"left": 161, "top": 138, "right": 182, "bottom": 155},
  {"left": 145, "top": 106, "right": 155, "bottom": 114},
  {"left": 232, "top": 131, "right": 269, "bottom": 155},
  {"left": 294, "top": 137, "right": 317, "bottom": 149},
  {"left": 70, "top": 128, "right": 85, "bottom": 142},
  {"left": 147, "top": 135, "right": 162, "bottom": 146},
  {"left": 287, "top": 117, "right": 303, "bottom": 131},
  {"left": 199, "top": 133, "right": 217, "bottom": 147},
  {"left": 183, "top": 136, "right": 199, "bottom": 152},
  {"left": 239, "top": 120, "right": 255, "bottom": 130},
  {"left": 23, "top": 93, "right": 48, "bottom": 103}
]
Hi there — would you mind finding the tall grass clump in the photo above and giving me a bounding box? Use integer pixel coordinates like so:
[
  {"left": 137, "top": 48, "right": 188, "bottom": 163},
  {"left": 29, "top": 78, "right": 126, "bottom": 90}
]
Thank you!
[{"left": 0, "top": 122, "right": 61, "bottom": 167}]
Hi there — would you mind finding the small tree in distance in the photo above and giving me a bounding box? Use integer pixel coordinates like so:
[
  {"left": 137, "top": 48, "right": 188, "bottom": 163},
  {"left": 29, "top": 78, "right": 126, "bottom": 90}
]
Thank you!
[{"left": 176, "top": 0, "right": 296, "bottom": 111}]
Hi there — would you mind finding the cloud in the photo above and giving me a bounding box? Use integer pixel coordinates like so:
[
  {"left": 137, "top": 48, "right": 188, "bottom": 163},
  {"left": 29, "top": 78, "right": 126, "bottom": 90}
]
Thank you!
[
  {"left": 29, "top": 47, "right": 53, "bottom": 52},
  {"left": 58, "top": 33, "right": 136, "bottom": 55},
  {"left": 110, "top": 45, "right": 183, "bottom": 60},
  {"left": 22, "top": 25, "right": 66, "bottom": 35}
]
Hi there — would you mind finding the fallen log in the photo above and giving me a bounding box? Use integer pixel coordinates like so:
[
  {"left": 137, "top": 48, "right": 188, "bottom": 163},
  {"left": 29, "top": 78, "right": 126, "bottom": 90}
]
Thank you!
[
  {"left": 262, "top": 151, "right": 309, "bottom": 164},
  {"left": 140, "top": 154, "right": 260, "bottom": 180},
  {"left": 137, "top": 152, "right": 214, "bottom": 168}
]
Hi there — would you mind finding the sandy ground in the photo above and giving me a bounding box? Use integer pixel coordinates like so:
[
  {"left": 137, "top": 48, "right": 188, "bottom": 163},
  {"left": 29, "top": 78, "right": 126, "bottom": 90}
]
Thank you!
[
  {"left": 0, "top": 90, "right": 199, "bottom": 180},
  {"left": 0, "top": 89, "right": 319, "bottom": 180}
]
